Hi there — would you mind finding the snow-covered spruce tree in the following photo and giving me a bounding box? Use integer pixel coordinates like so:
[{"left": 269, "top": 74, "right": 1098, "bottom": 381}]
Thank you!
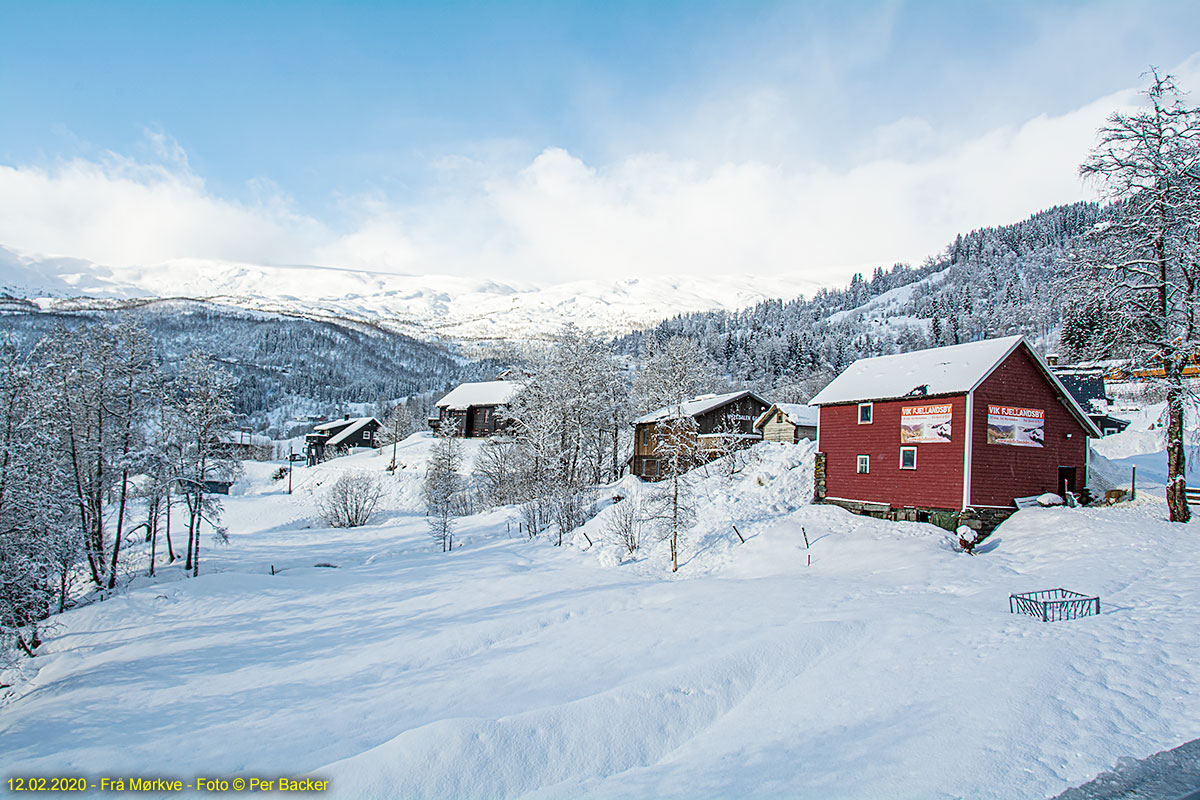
[
  {"left": 318, "top": 472, "right": 384, "bottom": 528},
  {"left": 168, "top": 351, "right": 240, "bottom": 576},
  {"left": 1076, "top": 70, "right": 1200, "bottom": 522},
  {"left": 423, "top": 431, "right": 463, "bottom": 552}
]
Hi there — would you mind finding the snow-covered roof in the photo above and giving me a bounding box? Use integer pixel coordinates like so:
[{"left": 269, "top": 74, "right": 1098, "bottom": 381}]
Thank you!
[
  {"left": 313, "top": 416, "right": 374, "bottom": 432},
  {"left": 634, "top": 390, "right": 766, "bottom": 425},
  {"left": 436, "top": 381, "right": 522, "bottom": 410},
  {"left": 327, "top": 418, "right": 378, "bottom": 447},
  {"left": 809, "top": 337, "right": 1026, "bottom": 405},
  {"left": 754, "top": 403, "right": 819, "bottom": 429},
  {"left": 809, "top": 336, "right": 1102, "bottom": 437}
]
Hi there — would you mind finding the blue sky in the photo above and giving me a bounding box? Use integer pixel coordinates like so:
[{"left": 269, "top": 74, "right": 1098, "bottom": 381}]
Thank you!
[{"left": 2, "top": 1, "right": 1200, "bottom": 284}]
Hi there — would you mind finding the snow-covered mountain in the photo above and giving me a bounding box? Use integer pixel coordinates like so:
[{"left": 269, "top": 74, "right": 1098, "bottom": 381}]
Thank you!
[{"left": 0, "top": 245, "right": 820, "bottom": 342}]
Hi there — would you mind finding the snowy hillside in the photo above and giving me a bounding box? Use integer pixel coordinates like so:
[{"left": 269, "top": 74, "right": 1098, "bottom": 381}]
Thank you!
[
  {"left": 3, "top": 438, "right": 1199, "bottom": 799},
  {"left": 0, "top": 245, "right": 819, "bottom": 342}
]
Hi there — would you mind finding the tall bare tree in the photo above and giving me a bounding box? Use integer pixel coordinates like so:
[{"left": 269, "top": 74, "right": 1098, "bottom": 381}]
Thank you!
[{"left": 1077, "top": 70, "right": 1200, "bottom": 522}]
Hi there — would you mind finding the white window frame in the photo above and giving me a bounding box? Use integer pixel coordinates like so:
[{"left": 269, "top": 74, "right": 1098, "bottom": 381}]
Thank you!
[
  {"left": 857, "top": 454, "right": 870, "bottom": 474},
  {"left": 858, "top": 402, "right": 873, "bottom": 424},
  {"left": 900, "top": 446, "right": 917, "bottom": 470}
]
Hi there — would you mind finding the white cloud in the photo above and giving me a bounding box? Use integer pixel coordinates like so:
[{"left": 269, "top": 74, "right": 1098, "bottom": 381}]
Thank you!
[
  {"left": 0, "top": 150, "right": 325, "bottom": 267},
  {"left": 3, "top": 61, "right": 1197, "bottom": 289}
]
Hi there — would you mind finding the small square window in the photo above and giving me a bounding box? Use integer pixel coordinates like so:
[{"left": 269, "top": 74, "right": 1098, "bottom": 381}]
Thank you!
[
  {"left": 857, "top": 454, "right": 870, "bottom": 474},
  {"left": 858, "top": 403, "right": 873, "bottom": 424},
  {"left": 900, "top": 447, "right": 917, "bottom": 470}
]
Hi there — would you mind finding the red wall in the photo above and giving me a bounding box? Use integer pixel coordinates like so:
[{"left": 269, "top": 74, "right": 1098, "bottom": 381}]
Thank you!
[
  {"left": 820, "top": 395, "right": 967, "bottom": 510},
  {"left": 970, "top": 346, "right": 1090, "bottom": 506}
]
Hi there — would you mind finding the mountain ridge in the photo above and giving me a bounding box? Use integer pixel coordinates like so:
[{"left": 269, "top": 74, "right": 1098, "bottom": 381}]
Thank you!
[{"left": 0, "top": 245, "right": 823, "bottom": 342}]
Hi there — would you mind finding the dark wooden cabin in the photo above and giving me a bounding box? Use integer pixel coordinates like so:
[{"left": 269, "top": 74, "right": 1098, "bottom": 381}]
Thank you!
[
  {"left": 434, "top": 380, "right": 522, "bottom": 438},
  {"left": 809, "top": 336, "right": 1101, "bottom": 531},
  {"left": 305, "top": 415, "right": 382, "bottom": 465},
  {"left": 631, "top": 390, "right": 770, "bottom": 481}
]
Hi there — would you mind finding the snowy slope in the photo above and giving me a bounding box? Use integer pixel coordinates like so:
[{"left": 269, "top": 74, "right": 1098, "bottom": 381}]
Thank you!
[
  {"left": 3, "top": 440, "right": 1199, "bottom": 799},
  {"left": 826, "top": 266, "right": 950, "bottom": 332},
  {"left": 0, "top": 245, "right": 819, "bottom": 342}
]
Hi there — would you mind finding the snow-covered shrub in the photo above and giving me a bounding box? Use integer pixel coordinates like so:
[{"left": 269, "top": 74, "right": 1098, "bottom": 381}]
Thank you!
[
  {"left": 552, "top": 487, "right": 597, "bottom": 541},
  {"left": 604, "top": 493, "right": 647, "bottom": 554},
  {"left": 318, "top": 471, "right": 384, "bottom": 528}
]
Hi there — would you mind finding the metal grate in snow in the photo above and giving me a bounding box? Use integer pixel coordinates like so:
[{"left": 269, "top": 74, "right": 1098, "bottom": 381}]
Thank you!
[{"left": 1009, "top": 588, "right": 1100, "bottom": 622}]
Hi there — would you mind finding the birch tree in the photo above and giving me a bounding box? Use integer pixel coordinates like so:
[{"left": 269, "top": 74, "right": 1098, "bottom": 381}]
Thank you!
[
  {"left": 1077, "top": 70, "right": 1200, "bottom": 522},
  {"left": 647, "top": 413, "right": 699, "bottom": 573},
  {"left": 169, "top": 351, "right": 239, "bottom": 576}
]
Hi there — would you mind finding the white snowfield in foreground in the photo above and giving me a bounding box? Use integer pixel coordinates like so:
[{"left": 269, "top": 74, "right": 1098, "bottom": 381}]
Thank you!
[{"left": 2, "top": 438, "right": 1198, "bottom": 799}]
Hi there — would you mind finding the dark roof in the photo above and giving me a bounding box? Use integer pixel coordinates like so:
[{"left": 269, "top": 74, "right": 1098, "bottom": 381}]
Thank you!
[{"left": 1054, "top": 372, "right": 1109, "bottom": 412}]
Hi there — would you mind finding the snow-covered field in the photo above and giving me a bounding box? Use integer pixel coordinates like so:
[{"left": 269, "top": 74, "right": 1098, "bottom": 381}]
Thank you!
[{"left": 3, "top": 436, "right": 1199, "bottom": 799}]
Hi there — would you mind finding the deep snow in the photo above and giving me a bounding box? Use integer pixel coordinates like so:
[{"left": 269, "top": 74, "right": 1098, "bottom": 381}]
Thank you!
[{"left": 2, "top": 436, "right": 1199, "bottom": 799}]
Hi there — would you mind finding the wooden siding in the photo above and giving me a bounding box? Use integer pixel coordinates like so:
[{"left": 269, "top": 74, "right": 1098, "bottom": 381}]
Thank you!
[
  {"left": 438, "top": 404, "right": 508, "bottom": 438},
  {"left": 819, "top": 395, "right": 968, "bottom": 510},
  {"left": 631, "top": 394, "right": 769, "bottom": 481},
  {"left": 760, "top": 415, "right": 796, "bottom": 443},
  {"left": 760, "top": 414, "right": 817, "bottom": 443},
  {"left": 969, "top": 345, "right": 1090, "bottom": 506}
]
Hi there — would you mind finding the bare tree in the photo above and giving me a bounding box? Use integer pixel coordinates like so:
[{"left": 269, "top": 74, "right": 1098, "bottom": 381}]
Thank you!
[
  {"left": 646, "top": 413, "right": 700, "bottom": 572},
  {"left": 633, "top": 336, "right": 716, "bottom": 415},
  {"left": 473, "top": 437, "right": 520, "bottom": 508},
  {"left": 168, "top": 351, "right": 239, "bottom": 576},
  {"left": 318, "top": 471, "right": 385, "bottom": 528},
  {"left": 604, "top": 493, "right": 647, "bottom": 555},
  {"left": 1077, "top": 70, "right": 1200, "bottom": 521},
  {"left": 381, "top": 401, "right": 415, "bottom": 469}
]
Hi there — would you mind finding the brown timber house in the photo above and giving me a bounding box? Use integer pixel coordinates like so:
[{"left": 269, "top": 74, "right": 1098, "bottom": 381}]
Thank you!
[
  {"left": 631, "top": 390, "right": 770, "bottom": 481},
  {"left": 434, "top": 380, "right": 522, "bottom": 438}
]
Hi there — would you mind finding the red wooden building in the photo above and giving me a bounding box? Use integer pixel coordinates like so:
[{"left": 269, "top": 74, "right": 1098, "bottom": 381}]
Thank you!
[{"left": 809, "top": 336, "right": 1101, "bottom": 530}]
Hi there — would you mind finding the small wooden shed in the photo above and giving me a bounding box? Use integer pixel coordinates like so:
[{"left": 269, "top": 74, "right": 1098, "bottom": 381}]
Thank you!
[{"left": 754, "top": 403, "right": 819, "bottom": 443}]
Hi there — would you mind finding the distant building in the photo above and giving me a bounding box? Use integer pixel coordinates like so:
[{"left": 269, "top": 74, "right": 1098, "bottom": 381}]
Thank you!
[
  {"left": 214, "top": 430, "right": 274, "bottom": 461},
  {"left": 433, "top": 380, "right": 522, "bottom": 438},
  {"left": 754, "top": 403, "right": 819, "bottom": 443},
  {"left": 1051, "top": 368, "right": 1130, "bottom": 437},
  {"left": 631, "top": 390, "right": 770, "bottom": 481},
  {"left": 809, "top": 336, "right": 1101, "bottom": 531},
  {"left": 305, "top": 415, "right": 382, "bottom": 465}
]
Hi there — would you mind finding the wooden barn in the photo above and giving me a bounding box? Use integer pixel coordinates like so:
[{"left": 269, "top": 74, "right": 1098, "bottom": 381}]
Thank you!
[
  {"left": 809, "top": 336, "right": 1101, "bottom": 530},
  {"left": 305, "top": 415, "right": 382, "bottom": 465},
  {"left": 754, "top": 403, "right": 819, "bottom": 443},
  {"left": 631, "top": 390, "right": 769, "bottom": 481},
  {"left": 434, "top": 380, "right": 522, "bottom": 438}
]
